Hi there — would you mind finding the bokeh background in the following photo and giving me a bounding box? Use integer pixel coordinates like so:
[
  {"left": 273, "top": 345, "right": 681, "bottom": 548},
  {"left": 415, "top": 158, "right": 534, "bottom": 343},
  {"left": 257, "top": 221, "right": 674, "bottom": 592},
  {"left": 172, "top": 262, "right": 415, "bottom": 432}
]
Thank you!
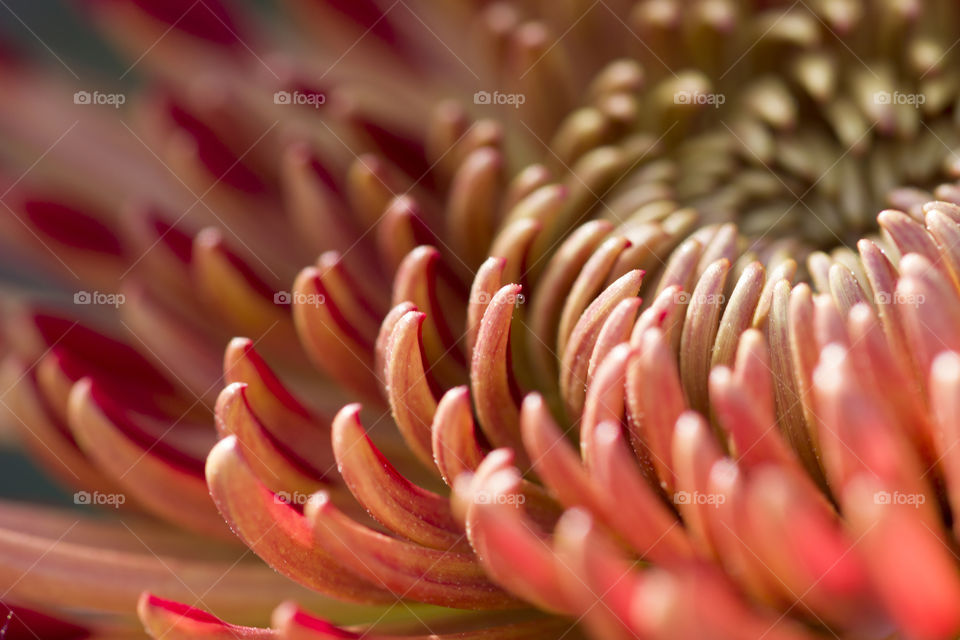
[
  {"left": 0, "top": 1, "right": 268, "bottom": 507},
  {"left": 0, "top": 0, "right": 118, "bottom": 507}
]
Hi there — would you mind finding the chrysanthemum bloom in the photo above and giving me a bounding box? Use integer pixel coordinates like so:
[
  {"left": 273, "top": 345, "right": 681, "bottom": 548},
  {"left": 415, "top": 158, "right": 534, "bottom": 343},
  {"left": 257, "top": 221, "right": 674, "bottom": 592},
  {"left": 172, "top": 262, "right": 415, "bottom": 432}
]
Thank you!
[{"left": 4, "top": 0, "right": 960, "bottom": 638}]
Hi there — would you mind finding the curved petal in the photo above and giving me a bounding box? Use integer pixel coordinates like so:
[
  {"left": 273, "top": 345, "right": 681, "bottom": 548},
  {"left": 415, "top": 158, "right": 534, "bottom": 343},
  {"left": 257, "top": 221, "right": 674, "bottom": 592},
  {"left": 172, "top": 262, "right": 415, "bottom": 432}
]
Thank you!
[
  {"left": 384, "top": 310, "right": 439, "bottom": 469},
  {"left": 447, "top": 147, "right": 503, "bottom": 268},
  {"left": 193, "top": 229, "right": 297, "bottom": 360},
  {"left": 678, "top": 258, "right": 729, "bottom": 414},
  {"left": 553, "top": 509, "right": 645, "bottom": 640},
  {"left": 528, "top": 219, "right": 612, "bottom": 382},
  {"left": 767, "top": 279, "right": 821, "bottom": 480},
  {"left": 205, "top": 436, "right": 392, "bottom": 603},
  {"left": 292, "top": 267, "right": 381, "bottom": 404},
  {"left": 431, "top": 386, "right": 486, "bottom": 487},
  {"left": 589, "top": 421, "right": 693, "bottom": 563},
  {"left": 7, "top": 601, "right": 89, "bottom": 640},
  {"left": 711, "top": 261, "right": 765, "bottom": 370},
  {"left": 671, "top": 412, "right": 723, "bottom": 558},
  {"left": 467, "top": 257, "right": 506, "bottom": 360},
  {"left": 463, "top": 458, "right": 574, "bottom": 615},
  {"left": 304, "top": 492, "right": 519, "bottom": 610},
  {"left": 586, "top": 297, "right": 641, "bottom": 387},
  {"left": 843, "top": 475, "right": 960, "bottom": 640},
  {"left": 68, "top": 379, "right": 231, "bottom": 540},
  {"left": 139, "top": 593, "right": 276, "bottom": 640},
  {"left": 896, "top": 254, "right": 960, "bottom": 379},
  {"left": 626, "top": 327, "right": 686, "bottom": 492},
  {"left": 215, "top": 383, "right": 332, "bottom": 495},
  {"left": 931, "top": 351, "right": 960, "bottom": 540},
  {"left": 560, "top": 269, "right": 643, "bottom": 418},
  {"left": 521, "top": 393, "right": 605, "bottom": 514},
  {"left": 375, "top": 302, "right": 419, "bottom": 396},
  {"left": 709, "top": 330, "right": 801, "bottom": 472},
  {"left": 223, "top": 338, "right": 335, "bottom": 473},
  {"left": 470, "top": 284, "right": 527, "bottom": 461},
  {"left": 488, "top": 217, "right": 541, "bottom": 289},
  {"left": 391, "top": 246, "right": 467, "bottom": 387},
  {"left": 580, "top": 343, "right": 632, "bottom": 468},
  {"left": 556, "top": 236, "right": 631, "bottom": 359},
  {"left": 742, "top": 468, "right": 880, "bottom": 631},
  {"left": 332, "top": 405, "right": 468, "bottom": 551}
]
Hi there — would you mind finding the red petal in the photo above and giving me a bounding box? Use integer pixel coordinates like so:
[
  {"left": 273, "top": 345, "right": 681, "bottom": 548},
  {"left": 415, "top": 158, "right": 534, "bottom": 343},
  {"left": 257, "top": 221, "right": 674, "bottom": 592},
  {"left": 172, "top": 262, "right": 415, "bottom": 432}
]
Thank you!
[{"left": 139, "top": 593, "right": 276, "bottom": 640}]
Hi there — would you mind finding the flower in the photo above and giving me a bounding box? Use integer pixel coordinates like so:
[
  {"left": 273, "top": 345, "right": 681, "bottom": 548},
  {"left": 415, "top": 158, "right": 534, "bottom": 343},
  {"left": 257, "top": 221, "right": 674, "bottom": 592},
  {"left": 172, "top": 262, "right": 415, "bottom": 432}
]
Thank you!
[{"left": 2, "top": 0, "right": 960, "bottom": 638}]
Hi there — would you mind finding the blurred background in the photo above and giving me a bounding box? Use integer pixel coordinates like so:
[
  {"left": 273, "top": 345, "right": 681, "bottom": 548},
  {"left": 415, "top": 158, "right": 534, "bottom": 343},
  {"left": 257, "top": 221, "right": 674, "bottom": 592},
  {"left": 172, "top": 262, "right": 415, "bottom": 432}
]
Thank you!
[
  {"left": 0, "top": 1, "right": 123, "bottom": 73},
  {"left": 0, "top": 1, "right": 220, "bottom": 507},
  {"left": 0, "top": 0, "right": 118, "bottom": 506},
  {"left": 0, "top": 0, "right": 286, "bottom": 507}
]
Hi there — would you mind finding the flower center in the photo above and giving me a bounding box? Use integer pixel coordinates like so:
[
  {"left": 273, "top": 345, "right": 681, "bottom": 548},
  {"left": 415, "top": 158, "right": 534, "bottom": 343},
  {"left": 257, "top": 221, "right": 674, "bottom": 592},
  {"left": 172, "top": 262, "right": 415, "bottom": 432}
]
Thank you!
[{"left": 597, "top": 64, "right": 957, "bottom": 266}]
